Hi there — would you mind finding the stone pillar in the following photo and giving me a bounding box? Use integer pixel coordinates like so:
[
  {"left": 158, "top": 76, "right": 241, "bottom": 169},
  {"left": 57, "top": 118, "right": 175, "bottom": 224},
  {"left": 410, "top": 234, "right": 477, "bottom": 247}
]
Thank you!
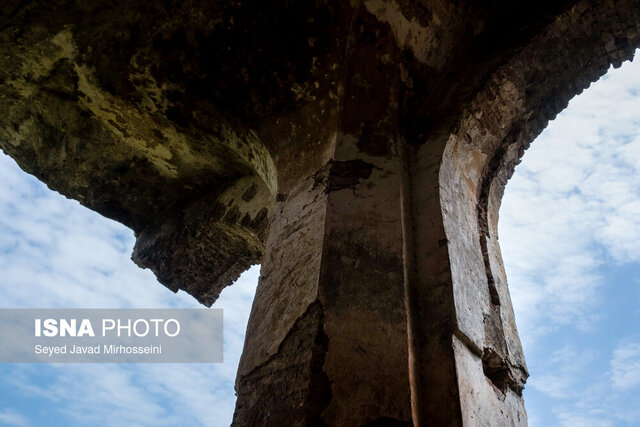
[
  {"left": 233, "top": 5, "right": 529, "bottom": 426},
  {"left": 234, "top": 10, "right": 415, "bottom": 425}
]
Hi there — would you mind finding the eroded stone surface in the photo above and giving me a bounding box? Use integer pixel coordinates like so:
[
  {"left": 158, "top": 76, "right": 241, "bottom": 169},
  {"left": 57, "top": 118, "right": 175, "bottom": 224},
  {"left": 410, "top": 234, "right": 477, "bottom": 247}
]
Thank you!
[{"left": 1, "top": 0, "right": 639, "bottom": 425}]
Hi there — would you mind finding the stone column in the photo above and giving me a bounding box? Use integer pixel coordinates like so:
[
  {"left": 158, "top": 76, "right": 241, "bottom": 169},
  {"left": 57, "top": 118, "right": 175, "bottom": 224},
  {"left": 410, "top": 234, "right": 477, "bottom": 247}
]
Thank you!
[
  {"left": 233, "top": 5, "right": 528, "bottom": 426},
  {"left": 234, "top": 10, "right": 414, "bottom": 426}
]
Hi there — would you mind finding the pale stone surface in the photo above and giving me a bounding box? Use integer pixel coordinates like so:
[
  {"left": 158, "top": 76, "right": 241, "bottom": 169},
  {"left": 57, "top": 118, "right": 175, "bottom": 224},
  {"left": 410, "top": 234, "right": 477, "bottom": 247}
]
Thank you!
[{"left": 1, "top": 0, "right": 640, "bottom": 425}]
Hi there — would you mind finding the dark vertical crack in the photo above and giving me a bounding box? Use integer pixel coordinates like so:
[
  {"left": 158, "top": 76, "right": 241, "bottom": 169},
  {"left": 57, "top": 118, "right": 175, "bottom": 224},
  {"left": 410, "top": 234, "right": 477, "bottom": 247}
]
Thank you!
[
  {"left": 305, "top": 301, "right": 331, "bottom": 426},
  {"left": 476, "top": 143, "right": 505, "bottom": 307}
]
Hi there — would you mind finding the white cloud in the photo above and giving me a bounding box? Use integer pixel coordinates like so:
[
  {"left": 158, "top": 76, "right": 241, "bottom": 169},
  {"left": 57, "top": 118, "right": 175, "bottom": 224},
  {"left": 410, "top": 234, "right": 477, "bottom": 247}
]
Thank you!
[
  {"left": 0, "top": 409, "right": 29, "bottom": 427},
  {"left": 528, "top": 345, "right": 597, "bottom": 399},
  {"left": 523, "top": 340, "right": 640, "bottom": 427},
  {"left": 501, "top": 53, "right": 640, "bottom": 348},
  {"left": 8, "top": 363, "right": 237, "bottom": 427},
  {"left": 611, "top": 339, "right": 640, "bottom": 391},
  {"left": 555, "top": 412, "right": 613, "bottom": 427}
]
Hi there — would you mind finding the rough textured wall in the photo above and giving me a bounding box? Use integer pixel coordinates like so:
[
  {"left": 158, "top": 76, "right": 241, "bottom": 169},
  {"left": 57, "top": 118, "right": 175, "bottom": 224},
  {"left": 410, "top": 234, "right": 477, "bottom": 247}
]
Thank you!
[{"left": 1, "top": 0, "right": 639, "bottom": 425}]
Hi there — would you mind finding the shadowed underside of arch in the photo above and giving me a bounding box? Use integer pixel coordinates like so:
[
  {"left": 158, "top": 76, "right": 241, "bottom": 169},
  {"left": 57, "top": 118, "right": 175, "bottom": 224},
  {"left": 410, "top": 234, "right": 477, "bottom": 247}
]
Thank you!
[{"left": 1, "top": 0, "right": 639, "bottom": 425}]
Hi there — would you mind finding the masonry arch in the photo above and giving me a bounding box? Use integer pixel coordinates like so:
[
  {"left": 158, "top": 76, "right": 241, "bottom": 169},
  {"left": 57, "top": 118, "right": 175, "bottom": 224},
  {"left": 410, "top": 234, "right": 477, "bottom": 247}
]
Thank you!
[{"left": 434, "top": 2, "right": 640, "bottom": 423}]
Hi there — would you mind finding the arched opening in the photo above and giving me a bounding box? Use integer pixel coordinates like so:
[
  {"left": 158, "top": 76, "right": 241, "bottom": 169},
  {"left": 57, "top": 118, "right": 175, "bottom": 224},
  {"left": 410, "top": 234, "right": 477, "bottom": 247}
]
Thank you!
[
  {"left": 433, "top": 5, "right": 640, "bottom": 419},
  {"left": 500, "top": 53, "right": 640, "bottom": 425}
]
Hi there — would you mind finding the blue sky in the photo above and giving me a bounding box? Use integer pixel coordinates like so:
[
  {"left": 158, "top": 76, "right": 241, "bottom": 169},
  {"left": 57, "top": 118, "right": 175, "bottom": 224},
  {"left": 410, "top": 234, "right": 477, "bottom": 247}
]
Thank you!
[
  {"left": 0, "top": 158, "right": 259, "bottom": 426},
  {"left": 500, "top": 54, "right": 640, "bottom": 426},
  {"left": 0, "top": 54, "right": 639, "bottom": 426}
]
